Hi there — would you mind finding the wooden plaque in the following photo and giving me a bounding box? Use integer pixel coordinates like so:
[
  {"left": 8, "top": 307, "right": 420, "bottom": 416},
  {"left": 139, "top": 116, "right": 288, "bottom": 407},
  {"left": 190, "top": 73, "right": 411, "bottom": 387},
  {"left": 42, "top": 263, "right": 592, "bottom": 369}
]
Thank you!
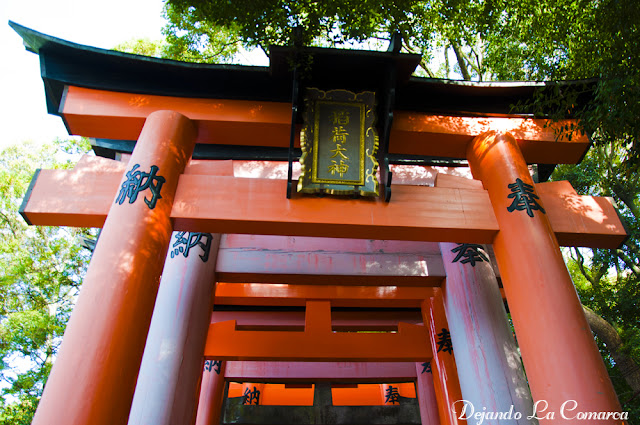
[{"left": 298, "top": 88, "right": 379, "bottom": 196}]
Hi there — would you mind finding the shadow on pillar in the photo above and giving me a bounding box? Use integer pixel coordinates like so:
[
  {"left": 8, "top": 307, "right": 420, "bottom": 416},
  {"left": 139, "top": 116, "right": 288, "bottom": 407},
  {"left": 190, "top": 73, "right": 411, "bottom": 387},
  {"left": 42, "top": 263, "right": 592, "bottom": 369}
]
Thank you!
[{"left": 221, "top": 383, "right": 421, "bottom": 425}]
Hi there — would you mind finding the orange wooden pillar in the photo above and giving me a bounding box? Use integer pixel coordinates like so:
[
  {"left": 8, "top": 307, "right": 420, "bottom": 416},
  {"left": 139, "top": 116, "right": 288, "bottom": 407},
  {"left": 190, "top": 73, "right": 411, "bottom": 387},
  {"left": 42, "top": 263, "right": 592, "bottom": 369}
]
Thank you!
[
  {"left": 195, "top": 360, "right": 227, "bottom": 425},
  {"left": 241, "top": 383, "right": 265, "bottom": 405},
  {"left": 422, "top": 291, "right": 466, "bottom": 425},
  {"left": 381, "top": 384, "right": 399, "bottom": 405},
  {"left": 32, "top": 110, "right": 197, "bottom": 425},
  {"left": 467, "top": 131, "right": 623, "bottom": 423},
  {"left": 414, "top": 362, "right": 441, "bottom": 425},
  {"left": 128, "top": 233, "right": 221, "bottom": 425},
  {"left": 440, "top": 242, "right": 536, "bottom": 423}
]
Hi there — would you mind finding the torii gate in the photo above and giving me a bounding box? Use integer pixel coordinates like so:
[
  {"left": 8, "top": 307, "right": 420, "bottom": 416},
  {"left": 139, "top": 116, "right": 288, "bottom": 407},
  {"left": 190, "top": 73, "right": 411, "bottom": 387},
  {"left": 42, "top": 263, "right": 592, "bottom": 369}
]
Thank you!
[{"left": 11, "top": 22, "right": 629, "bottom": 425}]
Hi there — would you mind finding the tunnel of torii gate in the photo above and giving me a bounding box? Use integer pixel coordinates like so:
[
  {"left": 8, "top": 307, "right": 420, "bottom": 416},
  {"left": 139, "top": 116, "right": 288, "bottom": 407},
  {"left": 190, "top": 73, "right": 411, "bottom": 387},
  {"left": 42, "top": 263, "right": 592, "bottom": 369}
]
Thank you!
[{"left": 10, "top": 21, "right": 631, "bottom": 425}]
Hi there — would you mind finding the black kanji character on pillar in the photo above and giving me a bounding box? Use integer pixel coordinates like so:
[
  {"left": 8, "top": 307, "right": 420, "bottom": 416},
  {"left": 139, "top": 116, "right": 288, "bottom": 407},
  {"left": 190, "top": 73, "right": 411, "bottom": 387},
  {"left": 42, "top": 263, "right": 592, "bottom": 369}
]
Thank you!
[
  {"left": 170, "top": 232, "right": 213, "bottom": 262},
  {"left": 243, "top": 386, "right": 260, "bottom": 405},
  {"left": 450, "top": 243, "right": 488, "bottom": 267},
  {"left": 436, "top": 328, "right": 453, "bottom": 354},
  {"left": 385, "top": 386, "right": 400, "bottom": 404},
  {"left": 506, "top": 178, "right": 545, "bottom": 218},
  {"left": 204, "top": 360, "right": 222, "bottom": 375},
  {"left": 421, "top": 362, "right": 431, "bottom": 374},
  {"left": 115, "top": 164, "right": 166, "bottom": 209}
]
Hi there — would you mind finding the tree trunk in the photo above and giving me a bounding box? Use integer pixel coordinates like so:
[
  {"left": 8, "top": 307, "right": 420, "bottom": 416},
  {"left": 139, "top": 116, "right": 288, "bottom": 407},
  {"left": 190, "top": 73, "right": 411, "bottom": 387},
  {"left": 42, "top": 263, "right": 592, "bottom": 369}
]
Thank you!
[
  {"left": 582, "top": 305, "right": 640, "bottom": 400},
  {"left": 450, "top": 41, "right": 472, "bottom": 81}
]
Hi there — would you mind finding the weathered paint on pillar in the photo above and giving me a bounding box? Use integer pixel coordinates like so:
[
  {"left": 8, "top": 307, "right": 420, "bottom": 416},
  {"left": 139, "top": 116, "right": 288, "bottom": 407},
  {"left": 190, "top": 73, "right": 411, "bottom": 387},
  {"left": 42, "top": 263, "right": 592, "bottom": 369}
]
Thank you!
[
  {"left": 467, "top": 131, "right": 624, "bottom": 423},
  {"left": 128, "top": 232, "right": 221, "bottom": 425},
  {"left": 195, "top": 360, "right": 227, "bottom": 425},
  {"left": 415, "top": 362, "right": 441, "bottom": 425},
  {"left": 32, "top": 111, "right": 197, "bottom": 425},
  {"left": 422, "top": 292, "right": 466, "bottom": 425},
  {"left": 440, "top": 242, "right": 537, "bottom": 423}
]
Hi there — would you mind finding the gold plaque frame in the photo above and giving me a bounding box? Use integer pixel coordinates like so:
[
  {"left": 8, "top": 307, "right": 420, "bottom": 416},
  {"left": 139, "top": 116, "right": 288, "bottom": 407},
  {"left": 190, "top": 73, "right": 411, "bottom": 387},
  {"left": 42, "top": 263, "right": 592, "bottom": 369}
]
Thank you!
[{"left": 297, "top": 88, "right": 379, "bottom": 197}]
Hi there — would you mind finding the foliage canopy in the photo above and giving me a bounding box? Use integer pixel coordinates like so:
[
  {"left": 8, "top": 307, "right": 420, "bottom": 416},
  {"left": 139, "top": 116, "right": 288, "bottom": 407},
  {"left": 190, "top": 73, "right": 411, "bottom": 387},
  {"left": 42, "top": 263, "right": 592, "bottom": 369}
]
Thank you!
[{"left": 0, "top": 139, "right": 93, "bottom": 424}]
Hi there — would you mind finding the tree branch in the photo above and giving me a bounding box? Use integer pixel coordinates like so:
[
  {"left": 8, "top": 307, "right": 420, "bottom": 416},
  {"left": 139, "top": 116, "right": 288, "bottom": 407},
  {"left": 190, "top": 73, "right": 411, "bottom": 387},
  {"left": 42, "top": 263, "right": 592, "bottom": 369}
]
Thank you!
[
  {"left": 611, "top": 182, "right": 640, "bottom": 219},
  {"left": 583, "top": 305, "right": 640, "bottom": 396},
  {"left": 444, "top": 46, "right": 450, "bottom": 79},
  {"left": 573, "top": 247, "right": 596, "bottom": 285},
  {"left": 401, "top": 38, "right": 435, "bottom": 77},
  {"left": 0, "top": 210, "right": 18, "bottom": 238},
  {"left": 418, "top": 60, "right": 436, "bottom": 77},
  {"left": 470, "top": 34, "right": 485, "bottom": 81},
  {"left": 616, "top": 249, "right": 640, "bottom": 277},
  {"left": 450, "top": 40, "right": 472, "bottom": 81}
]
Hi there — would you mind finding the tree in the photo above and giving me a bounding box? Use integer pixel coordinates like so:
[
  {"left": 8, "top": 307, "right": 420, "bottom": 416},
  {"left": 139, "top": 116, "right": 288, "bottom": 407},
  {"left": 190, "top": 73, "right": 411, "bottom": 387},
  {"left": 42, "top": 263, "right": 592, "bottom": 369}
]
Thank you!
[
  {"left": 553, "top": 142, "right": 640, "bottom": 418},
  {"left": 0, "top": 139, "right": 93, "bottom": 424},
  {"left": 163, "top": 0, "right": 496, "bottom": 77},
  {"left": 113, "top": 38, "right": 165, "bottom": 58},
  {"left": 113, "top": 14, "right": 241, "bottom": 63},
  {"left": 162, "top": 5, "right": 241, "bottom": 62},
  {"left": 487, "top": 0, "right": 640, "bottom": 169}
]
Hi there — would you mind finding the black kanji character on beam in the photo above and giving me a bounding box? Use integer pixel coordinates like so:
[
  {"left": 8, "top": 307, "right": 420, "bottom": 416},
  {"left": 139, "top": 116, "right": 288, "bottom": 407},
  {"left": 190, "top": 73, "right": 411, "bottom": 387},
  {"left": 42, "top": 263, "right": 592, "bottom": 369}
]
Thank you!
[
  {"left": 506, "top": 178, "right": 545, "bottom": 218},
  {"left": 385, "top": 386, "right": 400, "bottom": 404},
  {"left": 115, "top": 163, "right": 166, "bottom": 209},
  {"left": 243, "top": 386, "right": 260, "bottom": 405},
  {"left": 421, "top": 362, "right": 431, "bottom": 374},
  {"left": 450, "top": 243, "right": 488, "bottom": 267},
  {"left": 204, "top": 360, "right": 222, "bottom": 375},
  {"left": 170, "top": 232, "right": 213, "bottom": 262},
  {"left": 436, "top": 328, "right": 453, "bottom": 354}
]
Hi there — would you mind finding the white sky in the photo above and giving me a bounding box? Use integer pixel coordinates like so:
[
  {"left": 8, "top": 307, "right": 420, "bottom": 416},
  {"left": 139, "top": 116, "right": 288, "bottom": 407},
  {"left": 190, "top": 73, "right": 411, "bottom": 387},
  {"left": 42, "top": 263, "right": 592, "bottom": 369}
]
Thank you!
[{"left": 1, "top": 0, "right": 167, "bottom": 149}]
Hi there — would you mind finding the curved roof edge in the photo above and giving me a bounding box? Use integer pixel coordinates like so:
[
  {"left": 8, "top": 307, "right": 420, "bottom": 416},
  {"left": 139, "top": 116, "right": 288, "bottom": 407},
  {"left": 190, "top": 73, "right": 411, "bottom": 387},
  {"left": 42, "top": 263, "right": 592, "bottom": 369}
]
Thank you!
[
  {"left": 10, "top": 21, "right": 596, "bottom": 118},
  {"left": 10, "top": 20, "right": 263, "bottom": 71}
]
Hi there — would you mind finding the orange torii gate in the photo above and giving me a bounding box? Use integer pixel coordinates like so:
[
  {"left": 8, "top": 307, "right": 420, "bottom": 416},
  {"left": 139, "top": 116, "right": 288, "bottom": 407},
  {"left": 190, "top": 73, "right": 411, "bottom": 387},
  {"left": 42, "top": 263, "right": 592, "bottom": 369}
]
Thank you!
[{"left": 11, "top": 21, "right": 630, "bottom": 425}]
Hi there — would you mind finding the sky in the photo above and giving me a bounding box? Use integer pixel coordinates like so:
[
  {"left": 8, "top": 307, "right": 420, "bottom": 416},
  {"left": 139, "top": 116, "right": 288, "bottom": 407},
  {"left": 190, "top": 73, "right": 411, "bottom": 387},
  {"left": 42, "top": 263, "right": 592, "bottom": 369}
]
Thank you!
[{"left": 1, "top": 0, "right": 167, "bottom": 150}]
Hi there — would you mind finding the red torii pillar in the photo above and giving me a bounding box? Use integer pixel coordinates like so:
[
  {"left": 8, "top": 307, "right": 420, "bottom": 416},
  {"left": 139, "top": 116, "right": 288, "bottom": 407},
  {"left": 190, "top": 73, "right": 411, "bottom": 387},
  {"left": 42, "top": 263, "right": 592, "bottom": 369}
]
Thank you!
[
  {"left": 32, "top": 111, "right": 197, "bottom": 425},
  {"left": 195, "top": 360, "right": 227, "bottom": 425},
  {"left": 467, "top": 131, "right": 624, "bottom": 423},
  {"left": 440, "top": 242, "right": 536, "bottom": 423},
  {"left": 128, "top": 232, "right": 221, "bottom": 425},
  {"left": 423, "top": 291, "right": 466, "bottom": 425},
  {"left": 414, "top": 362, "right": 441, "bottom": 425}
]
